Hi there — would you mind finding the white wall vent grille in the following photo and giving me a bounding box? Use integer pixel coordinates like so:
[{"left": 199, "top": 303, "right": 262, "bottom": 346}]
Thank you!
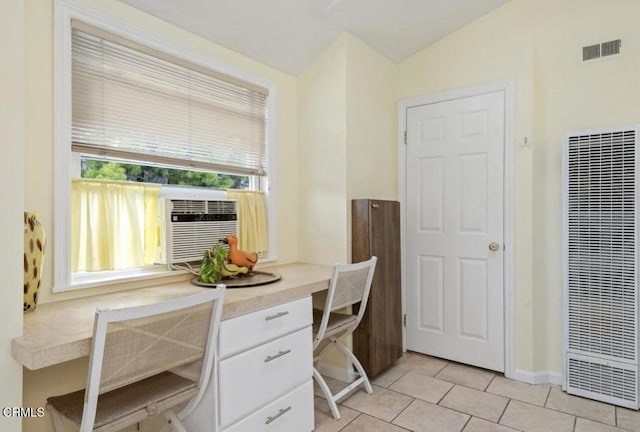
[
  {"left": 567, "top": 354, "right": 638, "bottom": 408},
  {"left": 564, "top": 127, "right": 639, "bottom": 409},
  {"left": 157, "top": 198, "right": 238, "bottom": 264}
]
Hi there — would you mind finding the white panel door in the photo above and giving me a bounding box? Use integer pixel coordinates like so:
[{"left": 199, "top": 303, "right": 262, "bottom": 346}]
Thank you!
[{"left": 405, "top": 91, "right": 505, "bottom": 372}]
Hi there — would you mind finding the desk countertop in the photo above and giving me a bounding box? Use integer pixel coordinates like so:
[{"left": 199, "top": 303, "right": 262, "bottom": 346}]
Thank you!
[{"left": 12, "top": 263, "right": 332, "bottom": 370}]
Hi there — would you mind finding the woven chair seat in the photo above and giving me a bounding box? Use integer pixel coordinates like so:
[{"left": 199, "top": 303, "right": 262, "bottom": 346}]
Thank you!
[
  {"left": 312, "top": 308, "right": 357, "bottom": 337},
  {"left": 47, "top": 372, "right": 197, "bottom": 432}
]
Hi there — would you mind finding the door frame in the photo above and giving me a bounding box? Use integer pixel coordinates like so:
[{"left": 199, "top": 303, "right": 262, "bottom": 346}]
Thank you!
[{"left": 398, "top": 79, "right": 516, "bottom": 379}]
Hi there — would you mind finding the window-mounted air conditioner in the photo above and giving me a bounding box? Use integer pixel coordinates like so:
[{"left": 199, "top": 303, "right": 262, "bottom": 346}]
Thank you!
[{"left": 156, "top": 198, "right": 238, "bottom": 264}]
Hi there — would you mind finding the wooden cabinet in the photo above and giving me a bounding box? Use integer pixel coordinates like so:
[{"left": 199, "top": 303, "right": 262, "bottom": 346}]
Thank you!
[{"left": 352, "top": 199, "right": 402, "bottom": 377}]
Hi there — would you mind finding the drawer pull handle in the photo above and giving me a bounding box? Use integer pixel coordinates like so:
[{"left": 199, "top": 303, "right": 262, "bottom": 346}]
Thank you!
[
  {"left": 265, "top": 311, "right": 289, "bottom": 321},
  {"left": 264, "top": 349, "right": 291, "bottom": 363},
  {"left": 265, "top": 406, "right": 292, "bottom": 424}
]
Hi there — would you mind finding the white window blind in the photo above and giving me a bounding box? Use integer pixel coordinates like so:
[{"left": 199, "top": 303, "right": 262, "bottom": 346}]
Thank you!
[{"left": 71, "top": 21, "right": 268, "bottom": 176}]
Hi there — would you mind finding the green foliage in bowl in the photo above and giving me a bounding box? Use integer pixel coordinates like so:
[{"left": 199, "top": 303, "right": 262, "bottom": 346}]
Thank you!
[{"left": 199, "top": 244, "right": 249, "bottom": 283}]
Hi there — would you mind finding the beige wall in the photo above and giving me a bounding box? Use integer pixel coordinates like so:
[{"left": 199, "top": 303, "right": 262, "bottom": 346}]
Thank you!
[
  {"left": 298, "top": 35, "right": 349, "bottom": 264},
  {"left": 298, "top": 33, "right": 397, "bottom": 264},
  {"left": 345, "top": 34, "right": 397, "bottom": 259},
  {"left": 0, "top": 0, "right": 25, "bottom": 431},
  {"left": 345, "top": 35, "right": 396, "bottom": 202},
  {"left": 396, "top": 0, "right": 640, "bottom": 374}
]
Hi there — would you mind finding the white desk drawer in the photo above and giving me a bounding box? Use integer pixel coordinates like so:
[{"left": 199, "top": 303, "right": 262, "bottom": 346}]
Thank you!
[
  {"left": 219, "top": 296, "right": 312, "bottom": 358},
  {"left": 224, "top": 380, "right": 314, "bottom": 432},
  {"left": 219, "top": 326, "right": 312, "bottom": 428}
]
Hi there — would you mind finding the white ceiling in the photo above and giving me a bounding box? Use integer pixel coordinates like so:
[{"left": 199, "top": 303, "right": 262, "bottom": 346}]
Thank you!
[{"left": 119, "top": 0, "right": 510, "bottom": 76}]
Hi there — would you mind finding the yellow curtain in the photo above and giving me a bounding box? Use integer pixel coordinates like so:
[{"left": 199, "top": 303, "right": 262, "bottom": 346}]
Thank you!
[
  {"left": 226, "top": 190, "right": 268, "bottom": 254},
  {"left": 71, "top": 179, "right": 161, "bottom": 272}
]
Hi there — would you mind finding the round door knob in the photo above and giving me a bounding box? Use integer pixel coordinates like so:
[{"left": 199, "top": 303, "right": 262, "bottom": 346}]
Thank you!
[{"left": 489, "top": 242, "right": 500, "bottom": 252}]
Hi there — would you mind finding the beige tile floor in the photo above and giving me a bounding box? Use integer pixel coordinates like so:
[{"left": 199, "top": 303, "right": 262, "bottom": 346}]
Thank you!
[{"left": 314, "top": 352, "right": 640, "bottom": 432}]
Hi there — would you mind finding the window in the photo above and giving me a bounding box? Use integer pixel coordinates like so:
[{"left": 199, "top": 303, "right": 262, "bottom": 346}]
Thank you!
[{"left": 54, "top": 3, "right": 276, "bottom": 291}]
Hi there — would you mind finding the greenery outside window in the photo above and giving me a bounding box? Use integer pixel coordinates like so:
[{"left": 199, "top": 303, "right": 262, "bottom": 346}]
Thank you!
[{"left": 81, "top": 158, "right": 250, "bottom": 189}]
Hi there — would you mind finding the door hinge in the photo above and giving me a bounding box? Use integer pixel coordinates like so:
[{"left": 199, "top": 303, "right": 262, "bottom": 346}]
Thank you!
[
  {"left": 404, "top": 130, "right": 407, "bottom": 144},
  {"left": 403, "top": 314, "right": 407, "bottom": 327}
]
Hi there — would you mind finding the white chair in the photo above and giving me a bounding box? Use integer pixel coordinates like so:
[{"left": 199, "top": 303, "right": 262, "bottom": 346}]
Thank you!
[
  {"left": 47, "top": 285, "right": 225, "bottom": 432},
  {"left": 313, "top": 257, "right": 377, "bottom": 420}
]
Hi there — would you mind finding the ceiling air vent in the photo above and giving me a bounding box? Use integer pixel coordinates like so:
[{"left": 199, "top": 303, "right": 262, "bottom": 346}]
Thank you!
[{"left": 583, "top": 39, "right": 621, "bottom": 61}]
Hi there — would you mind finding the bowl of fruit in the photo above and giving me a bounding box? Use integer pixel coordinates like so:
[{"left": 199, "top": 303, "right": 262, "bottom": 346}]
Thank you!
[{"left": 192, "top": 242, "right": 281, "bottom": 288}]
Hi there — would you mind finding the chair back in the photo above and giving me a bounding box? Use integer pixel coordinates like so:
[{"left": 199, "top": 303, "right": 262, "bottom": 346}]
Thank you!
[
  {"left": 80, "top": 286, "right": 225, "bottom": 431},
  {"left": 316, "top": 257, "right": 377, "bottom": 341}
]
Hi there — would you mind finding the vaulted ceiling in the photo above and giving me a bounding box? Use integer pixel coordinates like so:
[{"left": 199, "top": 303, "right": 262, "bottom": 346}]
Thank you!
[{"left": 120, "top": 0, "right": 510, "bottom": 75}]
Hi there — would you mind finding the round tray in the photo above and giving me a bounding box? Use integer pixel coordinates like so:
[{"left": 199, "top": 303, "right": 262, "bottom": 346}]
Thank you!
[{"left": 191, "top": 271, "right": 282, "bottom": 288}]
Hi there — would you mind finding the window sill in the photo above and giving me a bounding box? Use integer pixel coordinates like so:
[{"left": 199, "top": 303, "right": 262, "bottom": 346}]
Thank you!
[
  {"left": 56, "top": 266, "right": 190, "bottom": 293},
  {"left": 55, "top": 255, "right": 278, "bottom": 293}
]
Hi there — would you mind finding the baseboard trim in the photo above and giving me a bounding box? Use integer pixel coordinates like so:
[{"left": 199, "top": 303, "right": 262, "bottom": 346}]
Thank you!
[
  {"left": 316, "top": 362, "right": 355, "bottom": 383},
  {"left": 511, "top": 369, "right": 562, "bottom": 386},
  {"left": 318, "top": 362, "right": 562, "bottom": 387}
]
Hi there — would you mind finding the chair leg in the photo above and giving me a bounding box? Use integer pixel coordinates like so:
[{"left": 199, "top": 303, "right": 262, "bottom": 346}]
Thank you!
[
  {"left": 331, "top": 337, "right": 373, "bottom": 394},
  {"left": 48, "top": 405, "right": 66, "bottom": 432},
  {"left": 164, "top": 410, "right": 188, "bottom": 432},
  {"left": 313, "top": 340, "right": 334, "bottom": 366},
  {"left": 313, "top": 367, "right": 341, "bottom": 420}
]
